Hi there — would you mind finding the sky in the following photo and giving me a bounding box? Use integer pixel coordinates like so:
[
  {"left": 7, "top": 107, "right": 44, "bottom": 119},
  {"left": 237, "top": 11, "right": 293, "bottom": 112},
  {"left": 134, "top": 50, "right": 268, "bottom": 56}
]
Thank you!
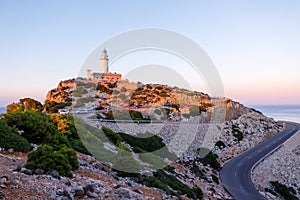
[{"left": 0, "top": 0, "right": 300, "bottom": 107}]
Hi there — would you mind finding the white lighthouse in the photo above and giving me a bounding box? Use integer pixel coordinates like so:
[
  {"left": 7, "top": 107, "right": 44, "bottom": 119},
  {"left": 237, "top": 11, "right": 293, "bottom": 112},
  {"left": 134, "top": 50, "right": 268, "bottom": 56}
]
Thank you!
[{"left": 100, "top": 49, "right": 109, "bottom": 73}]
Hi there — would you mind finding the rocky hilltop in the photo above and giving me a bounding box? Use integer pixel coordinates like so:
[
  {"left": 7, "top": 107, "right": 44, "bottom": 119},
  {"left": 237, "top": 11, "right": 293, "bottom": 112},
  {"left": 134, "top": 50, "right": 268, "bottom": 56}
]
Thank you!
[
  {"left": 46, "top": 78, "right": 251, "bottom": 122},
  {"left": 0, "top": 78, "right": 286, "bottom": 200}
]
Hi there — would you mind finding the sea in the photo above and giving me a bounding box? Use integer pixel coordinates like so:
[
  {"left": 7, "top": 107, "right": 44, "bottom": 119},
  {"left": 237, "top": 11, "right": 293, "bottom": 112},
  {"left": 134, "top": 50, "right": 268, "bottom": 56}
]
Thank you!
[
  {"left": 0, "top": 107, "right": 6, "bottom": 114},
  {"left": 251, "top": 105, "right": 300, "bottom": 124}
]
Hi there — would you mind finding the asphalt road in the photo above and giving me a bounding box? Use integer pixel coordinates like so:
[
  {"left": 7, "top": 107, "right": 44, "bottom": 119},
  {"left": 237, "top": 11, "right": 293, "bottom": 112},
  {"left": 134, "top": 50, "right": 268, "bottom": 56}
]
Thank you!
[{"left": 220, "top": 122, "right": 300, "bottom": 200}]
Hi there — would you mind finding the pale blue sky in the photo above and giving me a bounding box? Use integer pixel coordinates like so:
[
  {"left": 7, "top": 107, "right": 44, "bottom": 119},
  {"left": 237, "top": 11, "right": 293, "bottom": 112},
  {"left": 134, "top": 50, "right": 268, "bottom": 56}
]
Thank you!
[{"left": 0, "top": 0, "right": 299, "bottom": 106}]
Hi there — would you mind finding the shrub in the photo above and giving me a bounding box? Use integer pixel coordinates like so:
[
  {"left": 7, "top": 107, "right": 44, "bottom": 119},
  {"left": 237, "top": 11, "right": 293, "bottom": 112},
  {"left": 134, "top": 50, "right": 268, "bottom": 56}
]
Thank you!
[
  {"left": 101, "top": 126, "right": 130, "bottom": 152},
  {"left": 4, "top": 109, "right": 57, "bottom": 144},
  {"left": 97, "top": 84, "right": 113, "bottom": 94},
  {"left": 154, "top": 109, "right": 162, "bottom": 115},
  {"left": 73, "top": 87, "right": 88, "bottom": 97},
  {"left": 189, "top": 105, "right": 201, "bottom": 116},
  {"left": 211, "top": 174, "right": 219, "bottom": 184},
  {"left": 0, "top": 119, "right": 32, "bottom": 152},
  {"left": 192, "top": 187, "right": 204, "bottom": 200},
  {"left": 85, "top": 82, "right": 96, "bottom": 89},
  {"left": 102, "top": 126, "right": 123, "bottom": 145},
  {"left": 68, "top": 138, "right": 91, "bottom": 155},
  {"left": 153, "top": 169, "right": 203, "bottom": 199},
  {"left": 75, "top": 81, "right": 85, "bottom": 87},
  {"left": 232, "top": 125, "right": 244, "bottom": 142},
  {"left": 270, "top": 181, "right": 298, "bottom": 200},
  {"left": 118, "top": 132, "right": 165, "bottom": 153},
  {"left": 143, "top": 176, "right": 176, "bottom": 196},
  {"left": 129, "top": 110, "right": 143, "bottom": 120},
  {"left": 25, "top": 144, "right": 79, "bottom": 176},
  {"left": 215, "top": 140, "right": 226, "bottom": 149},
  {"left": 198, "top": 148, "right": 221, "bottom": 170},
  {"left": 44, "top": 101, "right": 69, "bottom": 114},
  {"left": 171, "top": 104, "right": 180, "bottom": 111}
]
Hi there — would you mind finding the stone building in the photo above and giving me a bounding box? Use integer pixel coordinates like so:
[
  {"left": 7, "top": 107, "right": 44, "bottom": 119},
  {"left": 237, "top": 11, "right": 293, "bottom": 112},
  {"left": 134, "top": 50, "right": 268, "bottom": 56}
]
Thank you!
[{"left": 87, "top": 49, "right": 122, "bottom": 83}]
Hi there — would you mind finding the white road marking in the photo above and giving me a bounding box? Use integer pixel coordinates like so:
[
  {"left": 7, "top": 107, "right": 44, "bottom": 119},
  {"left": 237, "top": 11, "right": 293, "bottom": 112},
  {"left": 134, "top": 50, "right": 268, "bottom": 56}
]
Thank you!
[{"left": 240, "top": 186, "right": 245, "bottom": 192}]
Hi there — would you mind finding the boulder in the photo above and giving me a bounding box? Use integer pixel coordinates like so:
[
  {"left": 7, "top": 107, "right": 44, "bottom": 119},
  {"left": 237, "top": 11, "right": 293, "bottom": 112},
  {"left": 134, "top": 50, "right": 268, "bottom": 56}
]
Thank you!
[
  {"left": 20, "top": 168, "right": 32, "bottom": 175},
  {"left": 86, "top": 190, "right": 99, "bottom": 198},
  {"left": 72, "top": 186, "right": 84, "bottom": 197},
  {"left": 115, "top": 187, "right": 132, "bottom": 198},
  {"left": 49, "top": 170, "right": 60, "bottom": 179},
  {"left": 34, "top": 169, "right": 44, "bottom": 175},
  {"left": 85, "top": 184, "right": 95, "bottom": 193}
]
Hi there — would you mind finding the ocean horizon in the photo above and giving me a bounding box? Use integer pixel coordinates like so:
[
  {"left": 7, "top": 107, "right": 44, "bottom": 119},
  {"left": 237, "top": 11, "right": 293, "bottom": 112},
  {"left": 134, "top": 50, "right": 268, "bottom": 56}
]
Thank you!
[
  {"left": 0, "top": 107, "right": 5, "bottom": 114},
  {"left": 251, "top": 105, "right": 300, "bottom": 124}
]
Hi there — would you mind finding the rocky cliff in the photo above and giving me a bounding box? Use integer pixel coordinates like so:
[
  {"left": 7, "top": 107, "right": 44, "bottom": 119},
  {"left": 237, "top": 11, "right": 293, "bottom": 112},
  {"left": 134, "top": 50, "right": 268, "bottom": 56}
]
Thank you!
[{"left": 4, "top": 78, "right": 282, "bottom": 200}]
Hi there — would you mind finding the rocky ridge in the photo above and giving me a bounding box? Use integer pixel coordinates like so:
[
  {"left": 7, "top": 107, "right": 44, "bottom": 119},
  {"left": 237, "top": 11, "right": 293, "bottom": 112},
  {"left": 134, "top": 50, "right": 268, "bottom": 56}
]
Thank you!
[{"left": 0, "top": 79, "right": 285, "bottom": 200}]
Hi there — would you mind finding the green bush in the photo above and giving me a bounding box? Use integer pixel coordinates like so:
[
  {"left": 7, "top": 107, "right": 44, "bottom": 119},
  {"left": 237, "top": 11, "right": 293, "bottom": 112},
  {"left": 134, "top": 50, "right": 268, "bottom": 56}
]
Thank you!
[
  {"left": 154, "top": 109, "right": 162, "bottom": 115},
  {"left": 215, "top": 140, "right": 226, "bottom": 149},
  {"left": 102, "top": 126, "right": 122, "bottom": 145},
  {"left": 85, "top": 82, "right": 96, "bottom": 89},
  {"left": 68, "top": 138, "right": 91, "bottom": 155},
  {"left": 143, "top": 176, "right": 176, "bottom": 196},
  {"left": 25, "top": 144, "right": 79, "bottom": 176},
  {"left": 44, "top": 100, "right": 67, "bottom": 114},
  {"left": 189, "top": 105, "right": 201, "bottom": 116},
  {"left": 270, "top": 181, "right": 298, "bottom": 200},
  {"left": 118, "top": 132, "right": 165, "bottom": 153},
  {"left": 0, "top": 119, "right": 32, "bottom": 152},
  {"left": 97, "top": 84, "right": 113, "bottom": 94},
  {"left": 129, "top": 110, "right": 143, "bottom": 120},
  {"left": 171, "top": 104, "right": 180, "bottom": 111},
  {"left": 192, "top": 187, "right": 204, "bottom": 200},
  {"left": 73, "top": 87, "right": 88, "bottom": 97},
  {"left": 75, "top": 81, "right": 85, "bottom": 87},
  {"left": 101, "top": 126, "right": 130, "bottom": 152},
  {"left": 4, "top": 109, "right": 57, "bottom": 144},
  {"left": 116, "top": 165, "right": 203, "bottom": 199},
  {"left": 153, "top": 169, "right": 203, "bottom": 199},
  {"left": 211, "top": 174, "right": 219, "bottom": 184},
  {"left": 198, "top": 148, "right": 221, "bottom": 170},
  {"left": 232, "top": 125, "right": 244, "bottom": 142}
]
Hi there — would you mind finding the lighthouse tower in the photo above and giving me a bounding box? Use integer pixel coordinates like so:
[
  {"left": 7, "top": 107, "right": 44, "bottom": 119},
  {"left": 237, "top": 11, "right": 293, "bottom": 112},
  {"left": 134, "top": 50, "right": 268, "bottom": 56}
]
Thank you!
[{"left": 100, "top": 49, "right": 109, "bottom": 73}]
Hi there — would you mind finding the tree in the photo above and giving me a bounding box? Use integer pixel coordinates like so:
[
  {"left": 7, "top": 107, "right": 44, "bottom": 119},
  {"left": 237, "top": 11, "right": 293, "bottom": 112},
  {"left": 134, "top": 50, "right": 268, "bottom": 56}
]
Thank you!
[
  {"left": 0, "top": 119, "right": 32, "bottom": 152},
  {"left": 4, "top": 109, "right": 57, "bottom": 144},
  {"left": 6, "top": 98, "right": 43, "bottom": 113}
]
